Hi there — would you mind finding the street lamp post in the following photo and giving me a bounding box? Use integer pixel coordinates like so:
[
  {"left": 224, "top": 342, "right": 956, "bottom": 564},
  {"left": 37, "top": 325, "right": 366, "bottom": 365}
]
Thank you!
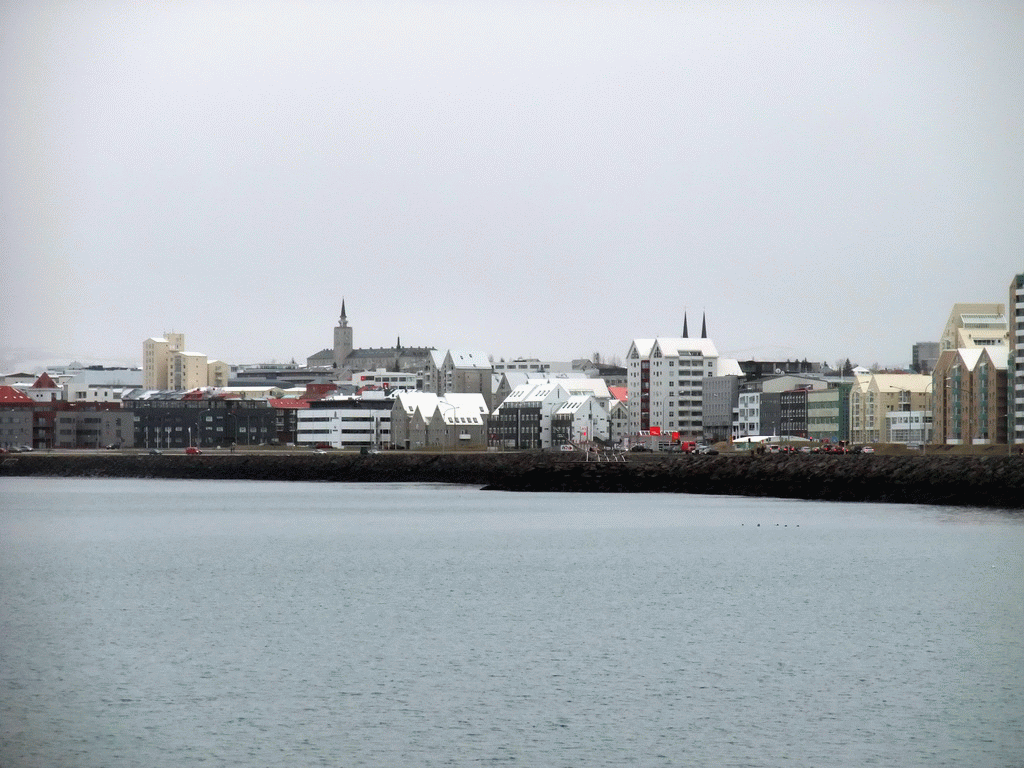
[
  {"left": 438, "top": 401, "right": 457, "bottom": 452},
  {"left": 197, "top": 408, "right": 213, "bottom": 448}
]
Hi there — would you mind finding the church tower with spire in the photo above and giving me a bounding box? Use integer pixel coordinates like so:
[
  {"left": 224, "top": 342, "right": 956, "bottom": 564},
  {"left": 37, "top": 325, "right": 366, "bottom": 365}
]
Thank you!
[{"left": 333, "top": 300, "right": 353, "bottom": 370}]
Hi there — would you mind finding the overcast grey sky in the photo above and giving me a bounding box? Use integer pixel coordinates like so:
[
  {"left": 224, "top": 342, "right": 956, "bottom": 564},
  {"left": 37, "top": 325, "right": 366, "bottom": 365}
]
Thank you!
[{"left": 3, "top": 1, "right": 1021, "bottom": 371}]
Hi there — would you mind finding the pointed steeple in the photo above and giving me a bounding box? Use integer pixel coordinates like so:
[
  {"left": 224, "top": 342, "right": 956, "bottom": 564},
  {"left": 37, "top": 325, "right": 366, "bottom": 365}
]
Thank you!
[
  {"left": 701, "top": 312, "right": 707, "bottom": 339},
  {"left": 682, "top": 312, "right": 689, "bottom": 339},
  {"left": 339, "top": 299, "right": 348, "bottom": 327}
]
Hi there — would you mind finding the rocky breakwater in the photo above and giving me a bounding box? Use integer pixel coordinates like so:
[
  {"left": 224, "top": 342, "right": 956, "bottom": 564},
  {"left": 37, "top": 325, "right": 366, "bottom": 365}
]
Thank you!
[
  {"left": 0, "top": 451, "right": 535, "bottom": 486},
  {"left": 2, "top": 451, "right": 1022, "bottom": 509},
  {"left": 480, "top": 453, "right": 1024, "bottom": 510}
]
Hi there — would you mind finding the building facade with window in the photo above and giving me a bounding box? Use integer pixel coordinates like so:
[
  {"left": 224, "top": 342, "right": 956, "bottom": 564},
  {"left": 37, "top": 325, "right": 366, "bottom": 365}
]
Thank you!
[
  {"left": 126, "top": 391, "right": 277, "bottom": 449},
  {"left": 144, "top": 334, "right": 229, "bottom": 390},
  {"left": 626, "top": 337, "right": 720, "bottom": 441},
  {"left": 296, "top": 391, "right": 396, "bottom": 449},
  {"left": 490, "top": 382, "right": 572, "bottom": 450},
  {"left": 849, "top": 373, "right": 933, "bottom": 445},
  {"left": 939, "top": 303, "right": 1008, "bottom": 351},
  {"left": 550, "top": 395, "right": 611, "bottom": 446},
  {"left": 932, "top": 346, "right": 1008, "bottom": 445},
  {"left": 806, "top": 383, "right": 852, "bottom": 443},
  {"left": 389, "top": 392, "right": 488, "bottom": 451},
  {"left": 1009, "top": 274, "right": 1024, "bottom": 445}
]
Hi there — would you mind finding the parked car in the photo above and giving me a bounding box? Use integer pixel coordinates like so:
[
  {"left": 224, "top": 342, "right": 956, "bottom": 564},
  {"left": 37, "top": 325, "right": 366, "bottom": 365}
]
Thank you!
[
  {"left": 149, "top": 449, "right": 163, "bottom": 455},
  {"left": 185, "top": 447, "right": 202, "bottom": 455},
  {"left": 861, "top": 446, "right": 875, "bottom": 454}
]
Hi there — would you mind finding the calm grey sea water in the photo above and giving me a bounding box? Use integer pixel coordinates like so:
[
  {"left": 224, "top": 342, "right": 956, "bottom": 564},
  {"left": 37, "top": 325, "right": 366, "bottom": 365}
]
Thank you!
[{"left": 1, "top": 477, "right": 1022, "bottom": 767}]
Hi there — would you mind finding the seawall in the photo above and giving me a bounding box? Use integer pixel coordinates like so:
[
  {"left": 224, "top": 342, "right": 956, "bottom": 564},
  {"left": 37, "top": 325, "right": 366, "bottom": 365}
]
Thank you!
[{"left": 2, "top": 452, "right": 1022, "bottom": 509}]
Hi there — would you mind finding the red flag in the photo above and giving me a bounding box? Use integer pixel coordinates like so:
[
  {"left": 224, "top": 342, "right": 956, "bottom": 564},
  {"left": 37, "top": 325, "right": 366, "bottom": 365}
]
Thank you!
[{"left": 650, "top": 426, "right": 661, "bottom": 436}]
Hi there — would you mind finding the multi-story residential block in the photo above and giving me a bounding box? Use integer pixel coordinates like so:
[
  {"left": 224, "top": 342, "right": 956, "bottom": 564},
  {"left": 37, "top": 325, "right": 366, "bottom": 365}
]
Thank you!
[
  {"left": 126, "top": 390, "right": 278, "bottom": 449},
  {"left": 849, "top": 373, "right": 933, "bottom": 444},
  {"left": 0, "top": 386, "right": 35, "bottom": 448},
  {"left": 780, "top": 389, "right": 810, "bottom": 439},
  {"left": 626, "top": 337, "right": 720, "bottom": 440},
  {"left": 490, "top": 381, "right": 575, "bottom": 450},
  {"left": 53, "top": 406, "right": 134, "bottom": 449},
  {"left": 932, "top": 346, "right": 1008, "bottom": 445},
  {"left": 1, "top": 378, "right": 136, "bottom": 449},
  {"left": 1010, "top": 274, "right": 1024, "bottom": 444}
]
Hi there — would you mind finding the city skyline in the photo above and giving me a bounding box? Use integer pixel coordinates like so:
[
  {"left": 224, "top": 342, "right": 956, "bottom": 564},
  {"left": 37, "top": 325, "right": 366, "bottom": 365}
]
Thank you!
[{"left": 3, "top": 2, "right": 1021, "bottom": 371}]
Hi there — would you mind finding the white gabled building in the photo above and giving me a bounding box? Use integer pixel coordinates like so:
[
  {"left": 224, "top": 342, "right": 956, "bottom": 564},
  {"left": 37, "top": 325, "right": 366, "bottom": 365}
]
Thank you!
[
  {"left": 490, "top": 381, "right": 570, "bottom": 450},
  {"left": 626, "top": 336, "right": 719, "bottom": 440},
  {"left": 607, "top": 398, "right": 629, "bottom": 447},
  {"left": 389, "top": 391, "right": 489, "bottom": 450},
  {"left": 540, "top": 376, "right": 612, "bottom": 404},
  {"left": 425, "top": 350, "right": 494, "bottom": 408},
  {"left": 551, "top": 394, "right": 611, "bottom": 446}
]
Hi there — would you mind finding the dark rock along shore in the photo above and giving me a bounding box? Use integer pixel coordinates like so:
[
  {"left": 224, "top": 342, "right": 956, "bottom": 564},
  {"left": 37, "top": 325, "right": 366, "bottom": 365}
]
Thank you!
[{"left": 2, "top": 452, "right": 1022, "bottom": 510}]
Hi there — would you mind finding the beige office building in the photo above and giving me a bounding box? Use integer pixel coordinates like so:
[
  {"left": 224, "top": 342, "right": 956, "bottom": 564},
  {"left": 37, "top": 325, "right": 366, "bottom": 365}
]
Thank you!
[
  {"left": 144, "top": 334, "right": 229, "bottom": 391},
  {"left": 848, "top": 373, "right": 932, "bottom": 444},
  {"left": 939, "top": 303, "right": 1008, "bottom": 351}
]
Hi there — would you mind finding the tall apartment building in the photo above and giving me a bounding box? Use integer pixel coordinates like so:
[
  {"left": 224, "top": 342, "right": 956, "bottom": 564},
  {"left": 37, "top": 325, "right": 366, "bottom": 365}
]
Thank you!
[
  {"left": 1010, "top": 274, "right": 1024, "bottom": 444},
  {"left": 626, "top": 337, "right": 719, "bottom": 440},
  {"left": 143, "top": 334, "right": 230, "bottom": 390},
  {"left": 932, "top": 346, "right": 1008, "bottom": 445},
  {"left": 143, "top": 333, "right": 184, "bottom": 389},
  {"left": 932, "top": 299, "right": 1011, "bottom": 446}
]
